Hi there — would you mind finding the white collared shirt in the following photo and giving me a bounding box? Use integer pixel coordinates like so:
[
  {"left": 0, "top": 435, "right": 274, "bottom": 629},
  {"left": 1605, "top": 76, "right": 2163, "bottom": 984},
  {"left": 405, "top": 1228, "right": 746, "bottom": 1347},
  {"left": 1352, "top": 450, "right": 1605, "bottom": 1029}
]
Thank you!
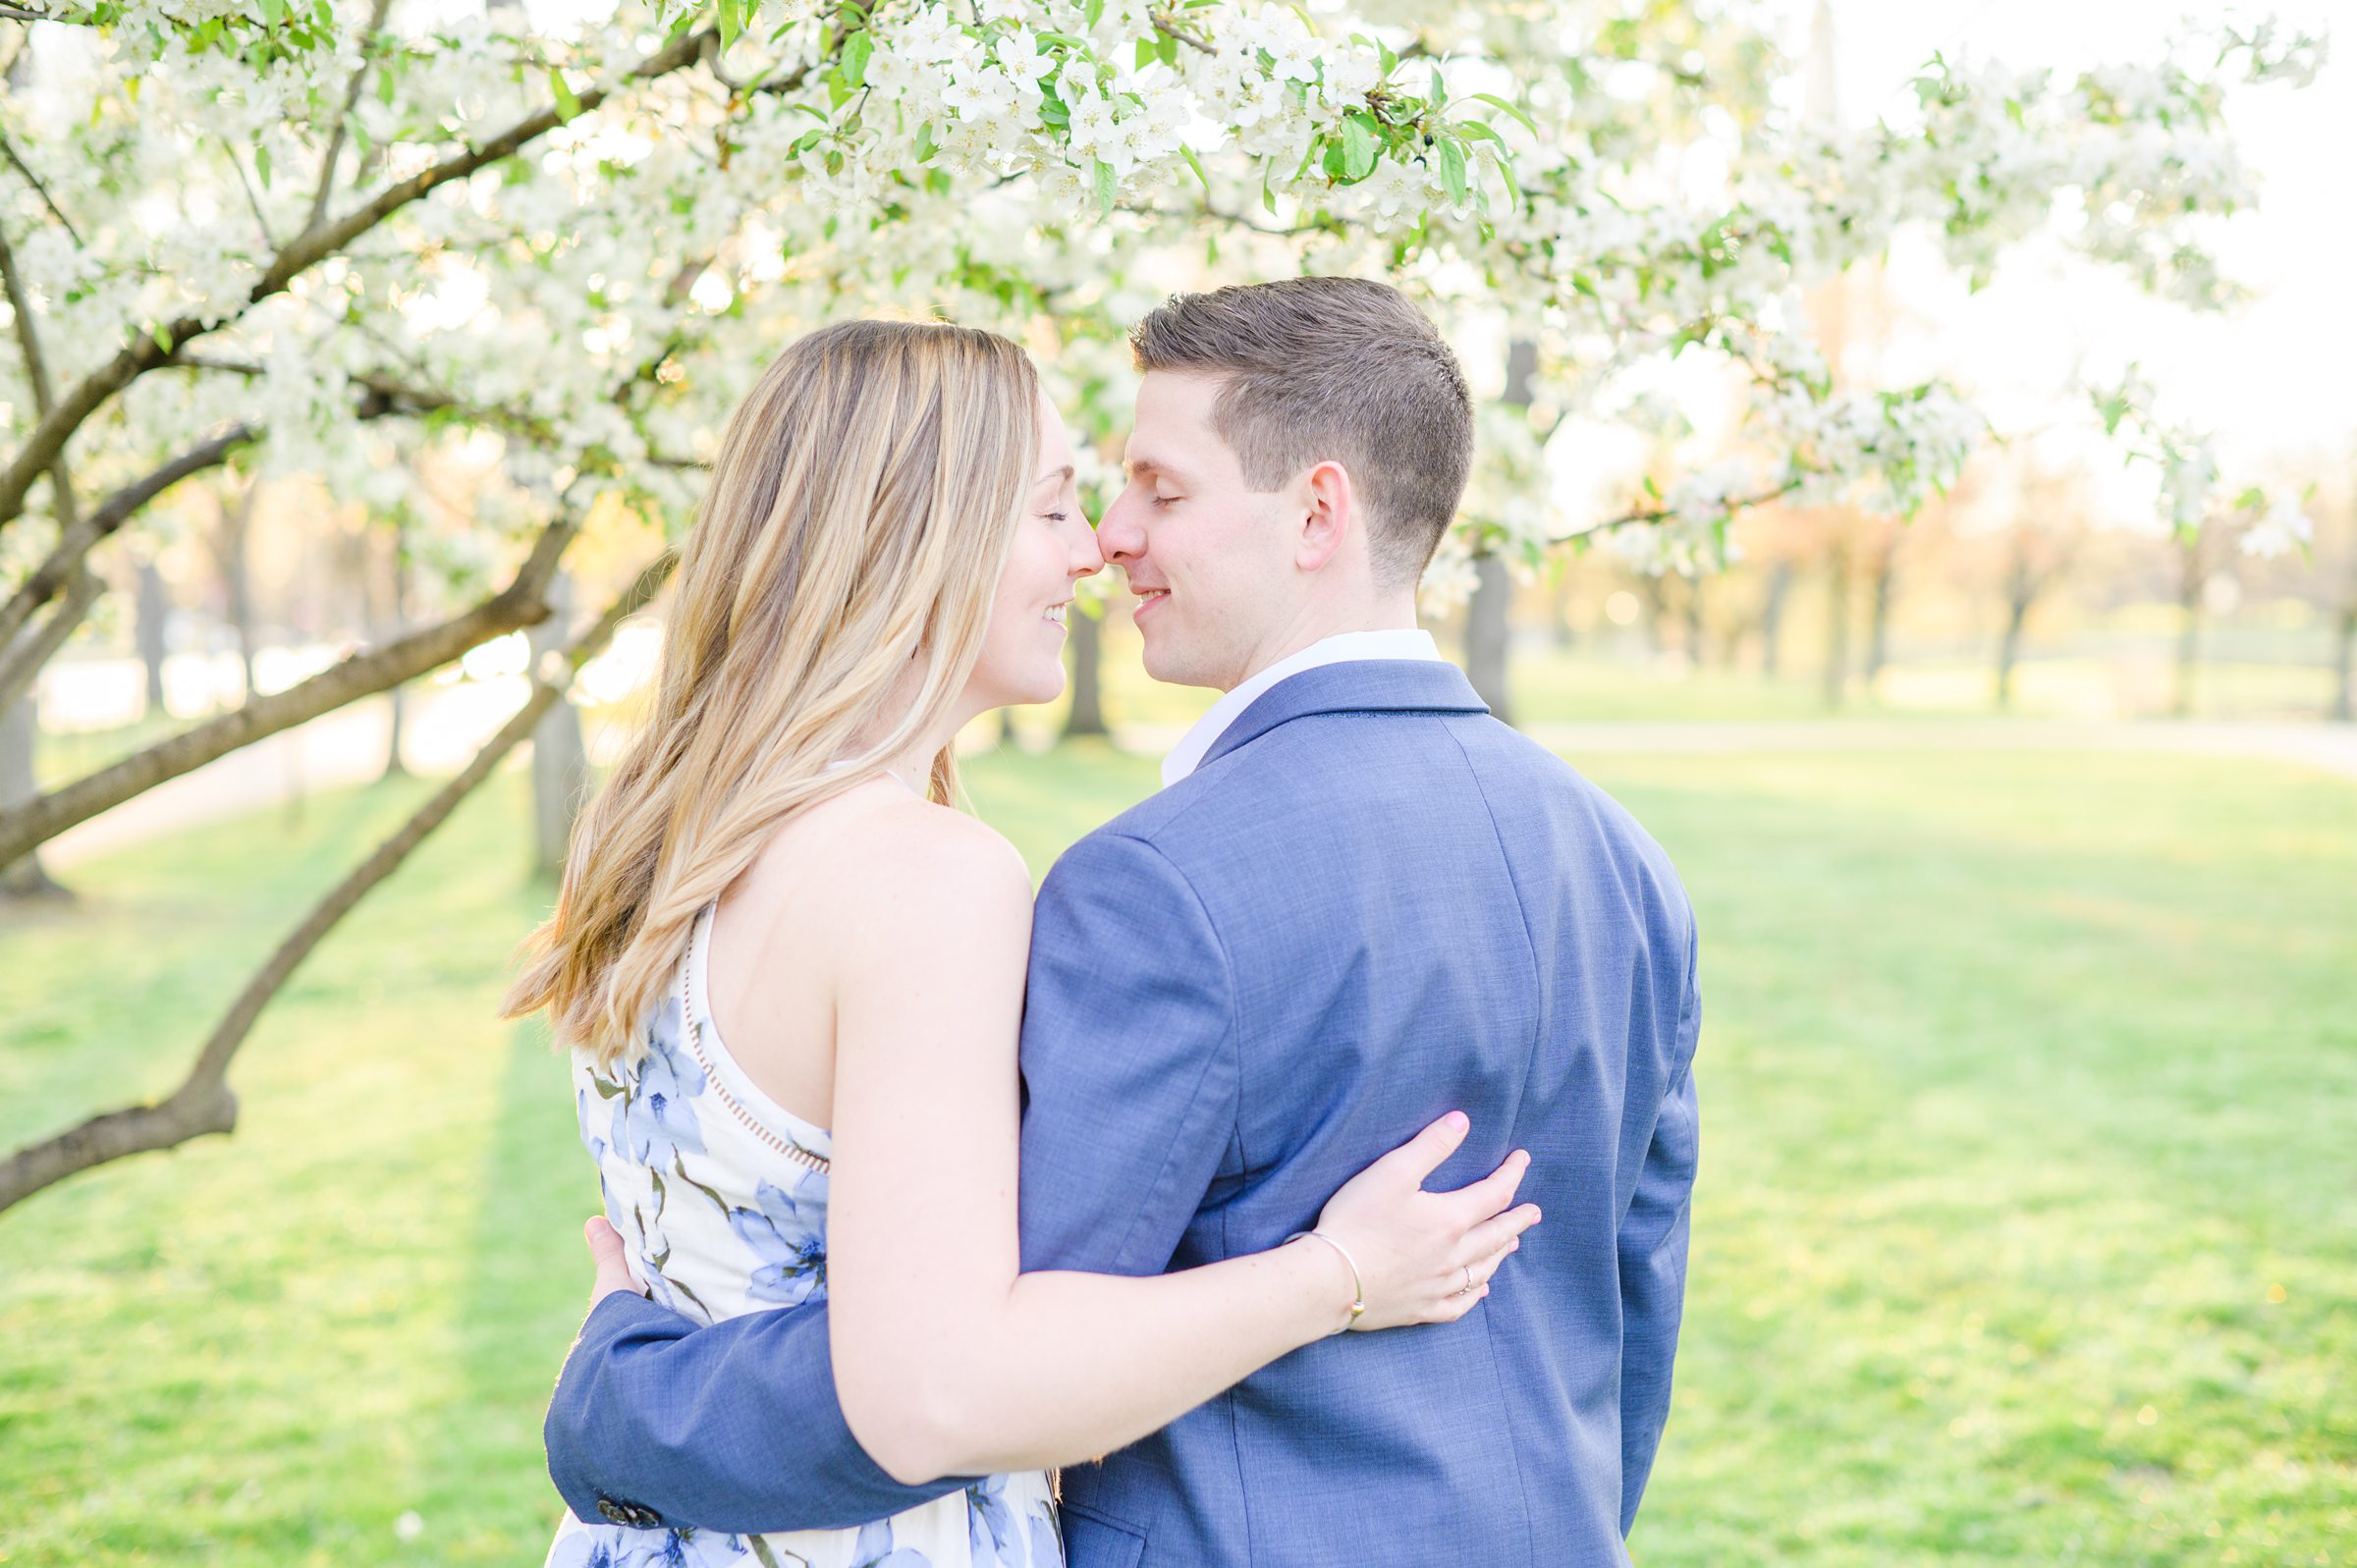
[{"left": 1161, "top": 627, "right": 1448, "bottom": 786}]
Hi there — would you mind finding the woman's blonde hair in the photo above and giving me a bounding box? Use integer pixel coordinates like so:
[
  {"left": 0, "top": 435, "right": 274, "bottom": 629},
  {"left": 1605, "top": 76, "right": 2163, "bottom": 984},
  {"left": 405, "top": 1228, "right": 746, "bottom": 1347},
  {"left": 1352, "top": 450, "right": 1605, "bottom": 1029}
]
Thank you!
[{"left": 501, "top": 318, "right": 1041, "bottom": 1068}]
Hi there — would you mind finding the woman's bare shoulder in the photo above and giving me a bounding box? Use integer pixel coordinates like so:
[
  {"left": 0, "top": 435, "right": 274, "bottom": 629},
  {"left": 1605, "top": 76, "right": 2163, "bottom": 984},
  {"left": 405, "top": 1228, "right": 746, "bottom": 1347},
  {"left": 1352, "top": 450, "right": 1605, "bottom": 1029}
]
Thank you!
[{"left": 738, "top": 782, "right": 1033, "bottom": 948}]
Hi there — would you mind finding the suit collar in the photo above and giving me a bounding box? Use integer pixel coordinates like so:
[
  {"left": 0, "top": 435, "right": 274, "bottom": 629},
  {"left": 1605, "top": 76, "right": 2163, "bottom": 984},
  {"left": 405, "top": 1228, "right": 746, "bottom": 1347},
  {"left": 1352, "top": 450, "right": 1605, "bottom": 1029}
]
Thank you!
[{"left": 1195, "top": 659, "right": 1489, "bottom": 774}]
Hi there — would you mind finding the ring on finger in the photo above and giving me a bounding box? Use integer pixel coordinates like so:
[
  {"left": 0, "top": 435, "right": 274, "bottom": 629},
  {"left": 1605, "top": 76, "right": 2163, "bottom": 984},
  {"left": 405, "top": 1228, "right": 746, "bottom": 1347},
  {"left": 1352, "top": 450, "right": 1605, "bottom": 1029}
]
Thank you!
[{"left": 1458, "top": 1263, "right": 1477, "bottom": 1296}]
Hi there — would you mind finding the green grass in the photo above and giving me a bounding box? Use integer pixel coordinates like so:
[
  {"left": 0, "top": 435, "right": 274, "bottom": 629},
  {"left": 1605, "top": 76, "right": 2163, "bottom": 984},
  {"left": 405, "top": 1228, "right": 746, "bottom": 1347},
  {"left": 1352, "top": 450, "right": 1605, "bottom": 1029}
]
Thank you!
[{"left": 2, "top": 741, "right": 2350, "bottom": 1566}]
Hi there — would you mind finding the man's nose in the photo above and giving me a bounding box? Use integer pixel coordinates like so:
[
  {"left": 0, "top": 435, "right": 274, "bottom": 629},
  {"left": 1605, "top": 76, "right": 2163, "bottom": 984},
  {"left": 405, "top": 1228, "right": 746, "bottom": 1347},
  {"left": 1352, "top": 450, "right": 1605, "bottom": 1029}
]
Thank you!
[{"left": 1097, "top": 491, "right": 1146, "bottom": 564}]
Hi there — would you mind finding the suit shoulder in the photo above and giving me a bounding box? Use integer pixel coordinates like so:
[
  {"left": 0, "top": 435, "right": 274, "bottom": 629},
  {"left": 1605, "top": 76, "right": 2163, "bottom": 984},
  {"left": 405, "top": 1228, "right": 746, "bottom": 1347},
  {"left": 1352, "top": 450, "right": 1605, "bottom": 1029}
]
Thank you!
[{"left": 1449, "top": 714, "right": 1692, "bottom": 904}]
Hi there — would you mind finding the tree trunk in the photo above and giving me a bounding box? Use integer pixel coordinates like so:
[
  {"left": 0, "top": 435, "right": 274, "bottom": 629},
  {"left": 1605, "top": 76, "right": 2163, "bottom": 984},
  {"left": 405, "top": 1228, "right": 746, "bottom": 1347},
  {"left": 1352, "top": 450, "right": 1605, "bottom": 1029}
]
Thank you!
[
  {"left": 1759, "top": 561, "right": 1791, "bottom": 676},
  {"left": 1549, "top": 572, "right": 1577, "bottom": 649},
  {"left": 2173, "top": 530, "right": 2205, "bottom": 720},
  {"left": 1996, "top": 591, "right": 2031, "bottom": 711},
  {"left": 529, "top": 570, "right": 589, "bottom": 879},
  {"left": 1637, "top": 571, "right": 1669, "bottom": 655},
  {"left": 1460, "top": 338, "right": 1538, "bottom": 728},
  {"left": 135, "top": 557, "right": 170, "bottom": 718},
  {"left": 2331, "top": 602, "right": 2354, "bottom": 724},
  {"left": 0, "top": 694, "right": 68, "bottom": 899},
  {"left": 219, "top": 483, "right": 260, "bottom": 703},
  {"left": 1063, "top": 606, "right": 1107, "bottom": 739},
  {"left": 1996, "top": 531, "right": 2037, "bottom": 711},
  {"left": 1863, "top": 546, "right": 1895, "bottom": 689},
  {"left": 1465, "top": 553, "right": 1514, "bottom": 725},
  {"left": 1821, "top": 537, "right": 1850, "bottom": 708},
  {"left": 381, "top": 519, "right": 410, "bottom": 781}
]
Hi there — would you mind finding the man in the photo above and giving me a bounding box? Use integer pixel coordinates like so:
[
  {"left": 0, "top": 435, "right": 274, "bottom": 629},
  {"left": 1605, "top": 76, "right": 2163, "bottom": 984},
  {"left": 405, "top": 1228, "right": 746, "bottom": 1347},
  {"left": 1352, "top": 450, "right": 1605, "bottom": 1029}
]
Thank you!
[{"left": 545, "top": 277, "right": 1701, "bottom": 1566}]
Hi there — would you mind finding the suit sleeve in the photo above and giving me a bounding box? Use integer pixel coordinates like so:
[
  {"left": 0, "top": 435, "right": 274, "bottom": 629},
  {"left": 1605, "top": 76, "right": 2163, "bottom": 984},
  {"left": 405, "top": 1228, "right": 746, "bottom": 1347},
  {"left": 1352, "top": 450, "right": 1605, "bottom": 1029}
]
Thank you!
[
  {"left": 543, "top": 1289, "right": 967, "bottom": 1535},
  {"left": 1016, "top": 830, "right": 1238, "bottom": 1276},
  {"left": 1617, "top": 908, "right": 1702, "bottom": 1536}
]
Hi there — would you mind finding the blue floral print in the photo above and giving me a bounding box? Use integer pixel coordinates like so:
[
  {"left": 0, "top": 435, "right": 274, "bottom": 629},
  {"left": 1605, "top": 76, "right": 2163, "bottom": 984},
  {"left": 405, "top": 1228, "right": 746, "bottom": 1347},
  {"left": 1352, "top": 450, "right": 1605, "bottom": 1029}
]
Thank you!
[{"left": 728, "top": 1176, "right": 829, "bottom": 1306}]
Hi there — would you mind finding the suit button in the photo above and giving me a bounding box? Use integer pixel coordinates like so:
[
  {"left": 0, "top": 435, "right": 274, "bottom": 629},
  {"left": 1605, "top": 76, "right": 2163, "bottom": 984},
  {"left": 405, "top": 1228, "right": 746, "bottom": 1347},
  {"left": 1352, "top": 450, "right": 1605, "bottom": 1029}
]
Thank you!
[
  {"left": 596, "top": 1496, "right": 661, "bottom": 1528},
  {"left": 595, "top": 1498, "right": 630, "bottom": 1525}
]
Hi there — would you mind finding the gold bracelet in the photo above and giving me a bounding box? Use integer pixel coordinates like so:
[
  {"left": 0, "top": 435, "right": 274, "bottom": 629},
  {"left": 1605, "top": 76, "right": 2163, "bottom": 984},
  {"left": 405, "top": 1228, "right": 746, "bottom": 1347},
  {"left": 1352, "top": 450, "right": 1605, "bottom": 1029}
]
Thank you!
[{"left": 1284, "top": 1229, "right": 1366, "bottom": 1330}]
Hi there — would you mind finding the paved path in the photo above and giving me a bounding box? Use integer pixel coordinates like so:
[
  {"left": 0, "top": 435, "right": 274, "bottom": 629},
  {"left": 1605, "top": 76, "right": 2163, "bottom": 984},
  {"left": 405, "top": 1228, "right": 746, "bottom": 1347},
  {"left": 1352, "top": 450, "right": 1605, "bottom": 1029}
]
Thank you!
[
  {"left": 38, "top": 706, "right": 2354, "bottom": 870},
  {"left": 41, "top": 680, "right": 545, "bottom": 869},
  {"left": 1516, "top": 718, "right": 2357, "bottom": 781}
]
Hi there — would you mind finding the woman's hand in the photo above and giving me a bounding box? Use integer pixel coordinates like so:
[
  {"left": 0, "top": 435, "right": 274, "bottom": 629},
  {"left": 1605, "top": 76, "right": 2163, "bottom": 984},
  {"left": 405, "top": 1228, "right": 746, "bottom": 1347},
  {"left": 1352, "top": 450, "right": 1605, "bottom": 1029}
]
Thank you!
[
  {"left": 1306, "top": 1110, "right": 1541, "bottom": 1331},
  {"left": 583, "top": 1216, "right": 647, "bottom": 1309}
]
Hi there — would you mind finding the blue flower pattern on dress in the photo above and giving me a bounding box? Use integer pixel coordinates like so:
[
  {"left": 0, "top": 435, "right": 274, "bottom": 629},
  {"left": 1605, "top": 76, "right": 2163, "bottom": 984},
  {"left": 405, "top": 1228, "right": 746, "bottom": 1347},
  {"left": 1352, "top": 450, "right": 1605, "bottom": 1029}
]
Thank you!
[
  {"left": 730, "top": 1176, "right": 830, "bottom": 1306},
  {"left": 548, "top": 909, "right": 1059, "bottom": 1568}
]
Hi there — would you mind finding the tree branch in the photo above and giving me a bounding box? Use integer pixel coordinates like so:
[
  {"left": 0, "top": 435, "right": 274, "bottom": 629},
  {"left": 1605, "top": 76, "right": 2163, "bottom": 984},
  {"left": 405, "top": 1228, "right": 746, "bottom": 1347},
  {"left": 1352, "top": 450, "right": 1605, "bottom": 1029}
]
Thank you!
[
  {"left": 0, "top": 25, "right": 717, "bottom": 533},
  {"left": 0, "top": 546, "right": 677, "bottom": 1215},
  {"left": 0, "top": 424, "right": 255, "bottom": 653},
  {"left": 0, "top": 561, "right": 101, "bottom": 716},
  {"left": 307, "top": 0, "right": 396, "bottom": 234},
  {"left": 1555, "top": 479, "right": 1806, "bottom": 544},
  {"left": 0, "top": 131, "right": 85, "bottom": 255},
  {"left": 0, "top": 504, "right": 592, "bottom": 866},
  {"left": 0, "top": 209, "right": 81, "bottom": 556},
  {"left": 222, "top": 135, "right": 280, "bottom": 251}
]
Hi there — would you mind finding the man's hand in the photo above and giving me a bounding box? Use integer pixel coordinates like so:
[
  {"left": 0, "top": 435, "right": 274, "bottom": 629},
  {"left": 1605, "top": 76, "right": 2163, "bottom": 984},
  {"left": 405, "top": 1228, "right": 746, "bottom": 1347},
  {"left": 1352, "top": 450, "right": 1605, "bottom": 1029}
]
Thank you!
[{"left": 585, "top": 1216, "right": 645, "bottom": 1309}]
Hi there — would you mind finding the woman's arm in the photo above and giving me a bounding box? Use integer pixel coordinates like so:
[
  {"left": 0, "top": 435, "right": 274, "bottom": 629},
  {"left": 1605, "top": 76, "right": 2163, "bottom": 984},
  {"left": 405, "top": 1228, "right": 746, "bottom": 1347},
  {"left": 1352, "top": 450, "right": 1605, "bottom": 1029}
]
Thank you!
[{"left": 818, "top": 811, "right": 1536, "bottom": 1484}]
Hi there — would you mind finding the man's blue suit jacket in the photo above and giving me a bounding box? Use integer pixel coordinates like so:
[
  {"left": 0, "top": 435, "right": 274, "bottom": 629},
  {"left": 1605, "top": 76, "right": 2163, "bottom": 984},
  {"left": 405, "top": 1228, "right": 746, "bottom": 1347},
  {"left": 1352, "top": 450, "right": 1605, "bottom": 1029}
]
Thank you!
[{"left": 545, "top": 659, "right": 1701, "bottom": 1568}]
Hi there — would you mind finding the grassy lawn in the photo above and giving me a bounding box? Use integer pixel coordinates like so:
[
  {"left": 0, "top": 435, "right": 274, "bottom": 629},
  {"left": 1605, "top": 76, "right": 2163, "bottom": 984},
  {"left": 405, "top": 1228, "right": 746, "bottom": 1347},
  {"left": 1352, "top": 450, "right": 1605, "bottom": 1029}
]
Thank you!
[{"left": 1, "top": 738, "right": 2350, "bottom": 1566}]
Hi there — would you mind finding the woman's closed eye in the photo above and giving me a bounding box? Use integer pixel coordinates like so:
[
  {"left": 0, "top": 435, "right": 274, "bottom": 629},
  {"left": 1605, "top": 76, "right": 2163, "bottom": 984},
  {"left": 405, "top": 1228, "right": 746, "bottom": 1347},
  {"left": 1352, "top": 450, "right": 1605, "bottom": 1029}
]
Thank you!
[{"left": 1152, "top": 495, "right": 1182, "bottom": 509}]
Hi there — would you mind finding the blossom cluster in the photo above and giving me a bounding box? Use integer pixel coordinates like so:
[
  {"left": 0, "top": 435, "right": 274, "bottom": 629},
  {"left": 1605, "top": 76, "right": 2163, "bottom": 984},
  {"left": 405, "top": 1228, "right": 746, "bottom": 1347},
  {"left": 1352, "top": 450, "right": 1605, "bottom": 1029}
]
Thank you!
[{"left": 0, "top": 0, "right": 2326, "bottom": 617}]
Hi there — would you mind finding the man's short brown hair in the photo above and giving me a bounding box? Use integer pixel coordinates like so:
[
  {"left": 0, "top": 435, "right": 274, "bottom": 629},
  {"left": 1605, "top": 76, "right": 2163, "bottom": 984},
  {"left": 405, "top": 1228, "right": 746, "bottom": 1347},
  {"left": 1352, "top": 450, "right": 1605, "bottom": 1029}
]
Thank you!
[{"left": 1128, "top": 277, "right": 1474, "bottom": 588}]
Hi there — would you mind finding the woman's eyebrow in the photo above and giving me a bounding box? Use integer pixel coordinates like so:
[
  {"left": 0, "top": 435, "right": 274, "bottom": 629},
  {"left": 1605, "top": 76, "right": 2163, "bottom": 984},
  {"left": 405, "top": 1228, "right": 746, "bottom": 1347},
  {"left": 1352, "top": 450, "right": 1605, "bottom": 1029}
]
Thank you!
[{"left": 1034, "top": 463, "right": 1075, "bottom": 485}]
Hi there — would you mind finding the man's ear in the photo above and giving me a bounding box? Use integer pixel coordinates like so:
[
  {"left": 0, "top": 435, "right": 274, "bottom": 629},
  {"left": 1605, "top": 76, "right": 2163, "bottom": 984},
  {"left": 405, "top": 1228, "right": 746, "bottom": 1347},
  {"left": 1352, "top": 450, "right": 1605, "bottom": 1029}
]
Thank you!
[{"left": 1297, "top": 460, "right": 1355, "bottom": 572}]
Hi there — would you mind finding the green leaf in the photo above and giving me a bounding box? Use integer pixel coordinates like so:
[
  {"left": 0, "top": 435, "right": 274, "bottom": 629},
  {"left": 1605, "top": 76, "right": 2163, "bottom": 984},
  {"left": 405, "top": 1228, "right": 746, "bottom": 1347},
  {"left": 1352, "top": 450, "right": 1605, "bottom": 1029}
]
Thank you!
[
  {"left": 1429, "top": 64, "right": 1446, "bottom": 107},
  {"left": 253, "top": 142, "right": 272, "bottom": 188},
  {"left": 549, "top": 68, "right": 581, "bottom": 123},
  {"left": 718, "top": 0, "right": 741, "bottom": 52},
  {"left": 1493, "top": 147, "right": 1521, "bottom": 209},
  {"left": 1469, "top": 91, "right": 1537, "bottom": 135},
  {"left": 1092, "top": 156, "right": 1117, "bottom": 216},
  {"left": 1341, "top": 114, "right": 1377, "bottom": 181},
  {"left": 1180, "top": 144, "right": 1211, "bottom": 194},
  {"left": 1436, "top": 135, "right": 1468, "bottom": 206},
  {"left": 1084, "top": 0, "right": 1105, "bottom": 26},
  {"left": 841, "top": 28, "right": 872, "bottom": 89},
  {"left": 1136, "top": 36, "right": 1159, "bottom": 71},
  {"left": 258, "top": 0, "right": 285, "bottom": 26},
  {"left": 914, "top": 120, "right": 937, "bottom": 162}
]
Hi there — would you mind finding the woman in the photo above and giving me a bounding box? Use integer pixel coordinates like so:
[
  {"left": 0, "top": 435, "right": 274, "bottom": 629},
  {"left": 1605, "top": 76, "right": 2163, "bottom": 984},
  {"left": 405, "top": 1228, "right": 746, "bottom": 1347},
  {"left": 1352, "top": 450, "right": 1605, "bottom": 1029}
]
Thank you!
[{"left": 503, "top": 319, "right": 1540, "bottom": 1568}]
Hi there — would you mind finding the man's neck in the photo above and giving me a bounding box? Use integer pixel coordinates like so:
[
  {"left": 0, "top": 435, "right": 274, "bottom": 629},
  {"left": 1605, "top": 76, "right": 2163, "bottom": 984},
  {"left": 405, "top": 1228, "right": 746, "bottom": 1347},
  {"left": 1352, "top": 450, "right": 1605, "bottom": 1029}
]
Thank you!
[{"left": 1225, "top": 599, "right": 1422, "bottom": 693}]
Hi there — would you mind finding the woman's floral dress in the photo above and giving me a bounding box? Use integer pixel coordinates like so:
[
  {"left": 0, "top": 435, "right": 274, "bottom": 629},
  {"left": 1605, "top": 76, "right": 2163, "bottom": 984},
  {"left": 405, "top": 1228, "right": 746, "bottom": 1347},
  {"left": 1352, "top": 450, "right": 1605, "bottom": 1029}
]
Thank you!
[{"left": 545, "top": 902, "right": 1062, "bottom": 1568}]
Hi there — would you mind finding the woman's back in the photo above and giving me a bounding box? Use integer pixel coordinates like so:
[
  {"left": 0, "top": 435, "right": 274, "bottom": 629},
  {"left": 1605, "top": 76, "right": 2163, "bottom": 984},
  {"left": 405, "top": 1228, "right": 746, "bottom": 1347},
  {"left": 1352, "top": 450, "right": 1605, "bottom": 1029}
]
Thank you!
[{"left": 549, "top": 878, "right": 1061, "bottom": 1568}]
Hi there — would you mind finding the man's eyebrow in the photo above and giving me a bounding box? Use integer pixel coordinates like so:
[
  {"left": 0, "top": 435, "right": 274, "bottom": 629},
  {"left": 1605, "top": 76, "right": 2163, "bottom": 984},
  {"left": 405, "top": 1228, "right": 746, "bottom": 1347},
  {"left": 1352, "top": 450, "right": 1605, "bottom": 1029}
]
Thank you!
[{"left": 1124, "top": 455, "right": 1180, "bottom": 478}]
